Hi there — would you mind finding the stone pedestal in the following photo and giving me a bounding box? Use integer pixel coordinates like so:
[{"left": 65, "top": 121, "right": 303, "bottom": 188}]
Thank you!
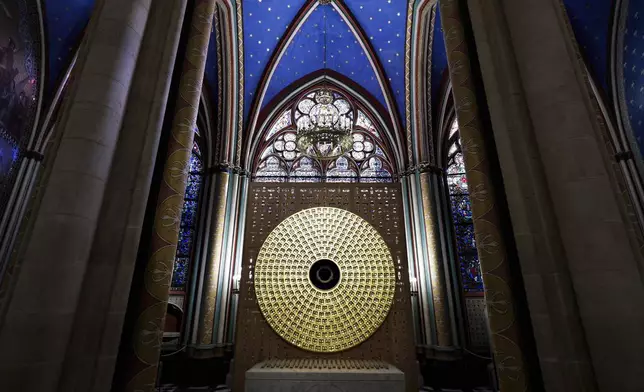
[{"left": 245, "top": 359, "right": 405, "bottom": 392}]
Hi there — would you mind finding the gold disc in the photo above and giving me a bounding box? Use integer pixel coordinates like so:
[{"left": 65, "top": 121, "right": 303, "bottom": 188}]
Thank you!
[{"left": 254, "top": 207, "right": 395, "bottom": 353}]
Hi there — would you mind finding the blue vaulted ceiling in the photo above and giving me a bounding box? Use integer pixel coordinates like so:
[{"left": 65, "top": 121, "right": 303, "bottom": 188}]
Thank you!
[
  {"left": 205, "top": 27, "right": 218, "bottom": 110},
  {"left": 45, "top": 0, "right": 219, "bottom": 111},
  {"left": 431, "top": 6, "right": 447, "bottom": 110},
  {"left": 428, "top": 1, "right": 616, "bottom": 125},
  {"left": 243, "top": 0, "right": 408, "bottom": 124},
  {"left": 622, "top": 0, "right": 644, "bottom": 154},
  {"left": 45, "top": 0, "right": 640, "bottom": 152},
  {"left": 563, "top": 0, "right": 613, "bottom": 93},
  {"left": 557, "top": 0, "right": 644, "bottom": 157},
  {"left": 263, "top": 6, "right": 385, "bottom": 110},
  {"left": 43, "top": 0, "right": 96, "bottom": 96},
  {"left": 243, "top": 0, "right": 307, "bottom": 118},
  {"left": 343, "top": 0, "right": 407, "bottom": 118}
]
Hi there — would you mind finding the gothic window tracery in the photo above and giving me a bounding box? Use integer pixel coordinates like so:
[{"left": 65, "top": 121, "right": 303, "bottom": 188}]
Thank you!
[
  {"left": 171, "top": 127, "right": 205, "bottom": 291},
  {"left": 446, "top": 119, "right": 484, "bottom": 293},
  {"left": 253, "top": 88, "right": 394, "bottom": 183}
]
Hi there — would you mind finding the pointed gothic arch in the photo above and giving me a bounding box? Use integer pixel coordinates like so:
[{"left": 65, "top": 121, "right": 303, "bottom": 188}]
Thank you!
[
  {"left": 244, "top": 0, "right": 405, "bottom": 161},
  {"left": 245, "top": 73, "right": 405, "bottom": 177},
  {"left": 252, "top": 87, "right": 395, "bottom": 182}
]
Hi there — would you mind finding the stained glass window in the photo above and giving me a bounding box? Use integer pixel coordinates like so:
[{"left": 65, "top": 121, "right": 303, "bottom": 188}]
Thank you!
[
  {"left": 447, "top": 120, "right": 484, "bottom": 293},
  {"left": 253, "top": 87, "right": 394, "bottom": 183},
  {"left": 171, "top": 131, "right": 204, "bottom": 290}
]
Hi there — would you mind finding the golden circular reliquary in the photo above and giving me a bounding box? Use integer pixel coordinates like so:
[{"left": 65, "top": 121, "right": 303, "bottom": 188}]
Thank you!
[{"left": 254, "top": 207, "right": 395, "bottom": 353}]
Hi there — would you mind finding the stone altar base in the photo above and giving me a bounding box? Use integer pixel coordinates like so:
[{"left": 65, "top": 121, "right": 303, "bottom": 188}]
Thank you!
[{"left": 245, "top": 359, "right": 405, "bottom": 392}]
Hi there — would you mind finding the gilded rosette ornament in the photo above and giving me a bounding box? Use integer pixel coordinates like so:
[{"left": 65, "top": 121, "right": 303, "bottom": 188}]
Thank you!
[{"left": 254, "top": 207, "right": 395, "bottom": 353}]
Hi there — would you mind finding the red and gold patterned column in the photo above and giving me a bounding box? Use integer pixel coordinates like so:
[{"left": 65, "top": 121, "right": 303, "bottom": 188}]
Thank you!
[
  {"left": 439, "top": 0, "right": 531, "bottom": 389},
  {"left": 121, "top": 1, "right": 216, "bottom": 390}
]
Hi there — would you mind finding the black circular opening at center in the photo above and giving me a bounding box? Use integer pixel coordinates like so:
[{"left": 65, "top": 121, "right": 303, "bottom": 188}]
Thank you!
[{"left": 309, "top": 259, "right": 341, "bottom": 290}]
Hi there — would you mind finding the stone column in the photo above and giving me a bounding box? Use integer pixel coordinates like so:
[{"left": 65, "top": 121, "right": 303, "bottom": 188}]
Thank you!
[
  {"left": 214, "top": 172, "right": 244, "bottom": 345},
  {"left": 408, "top": 166, "right": 459, "bottom": 349},
  {"left": 0, "top": 0, "right": 151, "bottom": 390},
  {"left": 403, "top": 174, "right": 436, "bottom": 345},
  {"left": 226, "top": 173, "right": 250, "bottom": 343},
  {"left": 196, "top": 170, "right": 231, "bottom": 346},
  {"left": 419, "top": 169, "right": 454, "bottom": 347},
  {"left": 58, "top": 1, "right": 188, "bottom": 391},
  {"left": 407, "top": 4, "right": 455, "bottom": 348},
  {"left": 118, "top": 1, "right": 216, "bottom": 390},
  {"left": 466, "top": 0, "right": 644, "bottom": 390},
  {"left": 439, "top": 0, "right": 534, "bottom": 389}
]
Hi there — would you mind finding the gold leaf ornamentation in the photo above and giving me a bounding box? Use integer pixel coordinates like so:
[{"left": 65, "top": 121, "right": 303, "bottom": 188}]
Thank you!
[{"left": 254, "top": 207, "right": 395, "bottom": 353}]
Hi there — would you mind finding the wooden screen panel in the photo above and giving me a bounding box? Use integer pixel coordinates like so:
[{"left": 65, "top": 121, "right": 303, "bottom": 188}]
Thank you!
[{"left": 234, "top": 183, "right": 417, "bottom": 391}]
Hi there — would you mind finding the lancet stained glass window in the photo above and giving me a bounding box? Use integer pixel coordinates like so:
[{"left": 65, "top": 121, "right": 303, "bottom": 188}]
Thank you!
[
  {"left": 253, "top": 88, "right": 394, "bottom": 183},
  {"left": 171, "top": 128, "right": 205, "bottom": 290},
  {"left": 447, "top": 120, "right": 484, "bottom": 293}
]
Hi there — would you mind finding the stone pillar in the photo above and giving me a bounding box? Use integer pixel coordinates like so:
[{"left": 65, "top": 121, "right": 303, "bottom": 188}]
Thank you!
[
  {"left": 406, "top": 3, "right": 455, "bottom": 347},
  {"left": 466, "top": 0, "right": 644, "bottom": 390},
  {"left": 439, "top": 0, "right": 534, "bottom": 389},
  {"left": 196, "top": 170, "right": 231, "bottom": 346},
  {"left": 403, "top": 174, "right": 436, "bottom": 345},
  {"left": 118, "top": 1, "right": 216, "bottom": 390},
  {"left": 58, "top": 1, "right": 188, "bottom": 391},
  {"left": 227, "top": 173, "right": 250, "bottom": 343},
  {"left": 0, "top": 0, "right": 151, "bottom": 390},
  {"left": 407, "top": 166, "right": 459, "bottom": 349},
  {"left": 213, "top": 172, "right": 244, "bottom": 345},
  {"left": 419, "top": 170, "right": 454, "bottom": 347}
]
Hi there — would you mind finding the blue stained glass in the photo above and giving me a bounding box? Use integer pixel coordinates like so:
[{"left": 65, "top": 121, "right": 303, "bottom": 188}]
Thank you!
[
  {"left": 254, "top": 88, "right": 394, "bottom": 183},
  {"left": 172, "top": 141, "right": 204, "bottom": 292},
  {"left": 181, "top": 201, "right": 198, "bottom": 228},
  {"left": 455, "top": 224, "right": 476, "bottom": 254},
  {"left": 190, "top": 153, "right": 203, "bottom": 173},
  {"left": 0, "top": 133, "right": 19, "bottom": 180},
  {"left": 192, "top": 139, "right": 202, "bottom": 153},
  {"left": 448, "top": 126, "right": 483, "bottom": 293},
  {"left": 459, "top": 254, "right": 484, "bottom": 292},
  {"left": 185, "top": 174, "right": 203, "bottom": 200},
  {"left": 447, "top": 173, "right": 468, "bottom": 194},
  {"left": 450, "top": 195, "right": 473, "bottom": 224},
  {"left": 447, "top": 152, "right": 466, "bottom": 175},
  {"left": 172, "top": 257, "right": 189, "bottom": 287},
  {"left": 177, "top": 228, "right": 194, "bottom": 256}
]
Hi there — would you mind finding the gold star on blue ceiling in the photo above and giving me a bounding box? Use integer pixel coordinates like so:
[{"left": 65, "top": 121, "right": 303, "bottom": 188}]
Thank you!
[
  {"left": 431, "top": 7, "right": 448, "bottom": 111},
  {"left": 262, "top": 5, "right": 386, "bottom": 110},
  {"left": 244, "top": 0, "right": 307, "bottom": 118},
  {"left": 44, "top": 0, "right": 96, "bottom": 95},
  {"left": 623, "top": 1, "right": 644, "bottom": 155},
  {"left": 563, "top": 0, "right": 612, "bottom": 93},
  {"left": 343, "top": 0, "right": 407, "bottom": 121}
]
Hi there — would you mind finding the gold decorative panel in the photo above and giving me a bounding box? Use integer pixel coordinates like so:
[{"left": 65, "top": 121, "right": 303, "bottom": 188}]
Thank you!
[
  {"left": 234, "top": 183, "right": 417, "bottom": 392},
  {"left": 254, "top": 207, "right": 396, "bottom": 353}
]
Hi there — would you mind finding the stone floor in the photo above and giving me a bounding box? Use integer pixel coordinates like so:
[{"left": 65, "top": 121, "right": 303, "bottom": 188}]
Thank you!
[
  {"left": 158, "top": 387, "right": 230, "bottom": 392},
  {"left": 421, "top": 389, "right": 495, "bottom": 392},
  {"left": 158, "top": 387, "right": 495, "bottom": 392}
]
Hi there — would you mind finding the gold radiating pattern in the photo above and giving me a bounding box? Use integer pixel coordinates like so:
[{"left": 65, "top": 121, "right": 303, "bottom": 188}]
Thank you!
[{"left": 254, "top": 207, "right": 395, "bottom": 353}]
